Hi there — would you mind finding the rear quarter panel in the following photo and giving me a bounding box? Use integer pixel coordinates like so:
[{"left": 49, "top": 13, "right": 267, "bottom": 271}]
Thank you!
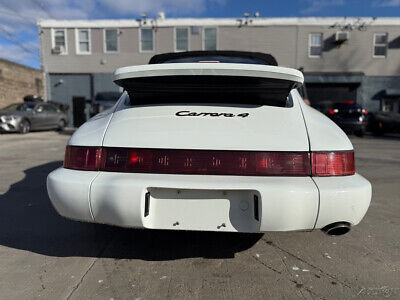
[
  {"left": 67, "top": 94, "right": 128, "bottom": 146},
  {"left": 294, "top": 90, "right": 353, "bottom": 151}
]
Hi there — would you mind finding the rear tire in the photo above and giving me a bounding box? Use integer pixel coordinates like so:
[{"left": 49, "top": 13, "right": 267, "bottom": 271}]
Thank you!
[
  {"left": 372, "top": 123, "right": 384, "bottom": 136},
  {"left": 56, "top": 119, "right": 66, "bottom": 131},
  {"left": 355, "top": 129, "right": 365, "bottom": 137},
  {"left": 19, "top": 120, "right": 30, "bottom": 134},
  {"left": 370, "top": 117, "right": 385, "bottom": 136}
]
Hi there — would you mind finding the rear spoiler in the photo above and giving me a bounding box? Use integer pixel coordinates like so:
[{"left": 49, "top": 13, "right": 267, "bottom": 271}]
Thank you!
[{"left": 113, "top": 63, "right": 304, "bottom": 107}]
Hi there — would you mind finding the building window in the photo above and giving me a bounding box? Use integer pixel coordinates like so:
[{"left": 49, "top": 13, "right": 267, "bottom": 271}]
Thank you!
[
  {"left": 175, "top": 28, "right": 189, "bottom": 52},
  {"left": 203, "top": 27, "right": 217, "bottom": 50},
  {"left": 140, "top": 28, "right": 154, "bottom": 52},
  {"left": 309, "top": 33, "right": 322, "bottom": 57},
  {"left": 373, "top": 33, "right": 388, "bottom": 57},
  {"left": 52, "top": 28, "right": 67, "bottom": 54},
  {"left": 105, "top": 29, "right": 118, "bottom": 52},
  {"left": 75, "top": 29, "right": 91, "bottom": 54}
]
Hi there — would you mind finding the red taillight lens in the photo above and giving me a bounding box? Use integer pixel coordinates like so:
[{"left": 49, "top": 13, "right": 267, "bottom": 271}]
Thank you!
[
  {"left": 328, "top": 109, "right": 335, "bottom": 115},
  {"left": 100, "top": 148, "right": 310, "bottom": 176},
  {"left": 64, "top": 146, "right": 102, "bottom": 171},
  {"left": 311, "top": 151, "right": 355, "bottom": 176},
  {"left": 63, "top": 147, "right": 355, "bottom": 177}
]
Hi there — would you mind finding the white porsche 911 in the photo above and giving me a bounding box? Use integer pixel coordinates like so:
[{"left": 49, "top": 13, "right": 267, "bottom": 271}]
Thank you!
[{"left": 47, "top": 51, "right": 371, "bottom": 236}]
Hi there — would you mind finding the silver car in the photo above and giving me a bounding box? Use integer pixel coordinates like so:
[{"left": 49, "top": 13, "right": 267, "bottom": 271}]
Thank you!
[{"left": 0, "top": 102, "right": 68, "bottom": 134}]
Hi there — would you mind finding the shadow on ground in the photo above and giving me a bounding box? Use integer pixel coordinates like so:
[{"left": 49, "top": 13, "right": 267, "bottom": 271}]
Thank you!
[
  {"left": 57, "top": 128, "right": 75, "bottom": 136},
  {"left": 0, "top": 128, "right": 75, "bottom": 136},
  {"left": 347, "top": 132, "right": 400, "bottom": 141},
  {"left": 365, "top": 134, "right": 400, "bottom": 141},
  {"left": 0, "top": 161, "right": 262, "bottom": 260}
]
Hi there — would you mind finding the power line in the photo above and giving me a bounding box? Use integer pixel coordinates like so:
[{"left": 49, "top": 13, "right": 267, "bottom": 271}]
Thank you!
[
  {"left": 0, "top": 25, "right": 39, "bottom": 56},
  {"left": 31, "top": 0, "right": 56, "bottom": 19},
  {"left": 0, "top": 37, "right": 39, "bottom": 57},
  {"left": 0, "top": 7, "right": 37, "bottom": 25},
  {"left": 0, "top": 1, "right": 41, "bottom": 60},
  {"left": 0, "top": 23, "right": 39, "bottom": 50}
]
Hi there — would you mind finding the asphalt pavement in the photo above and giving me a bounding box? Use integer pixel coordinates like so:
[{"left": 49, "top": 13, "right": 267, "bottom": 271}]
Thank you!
[{"left": 0, "top": 131, "right": 399, "bottom": 299}]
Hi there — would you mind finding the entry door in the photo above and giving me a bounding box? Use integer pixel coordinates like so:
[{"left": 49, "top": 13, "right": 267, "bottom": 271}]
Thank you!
[{"left": 73, "top": 97, "right": 86, "bottom": 127}]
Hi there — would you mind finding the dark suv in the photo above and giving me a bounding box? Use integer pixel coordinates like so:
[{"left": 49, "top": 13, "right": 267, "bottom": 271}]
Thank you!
[
  {"left": 313, "top": 102, "right": 368, "bottom": 137},
  {"left": 367, "top": 111, "right": 400, "bottom": 135}
]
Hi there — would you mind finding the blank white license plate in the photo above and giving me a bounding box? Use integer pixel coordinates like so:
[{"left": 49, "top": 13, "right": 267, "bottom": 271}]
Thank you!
[{"left": 142, "top": 188, "right": 261, "bottom": 232}]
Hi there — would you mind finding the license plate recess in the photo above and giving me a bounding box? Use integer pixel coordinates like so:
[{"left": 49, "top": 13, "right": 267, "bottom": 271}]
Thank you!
[{"left": 142, "top": 188, "right": 261, "bottom": 232}]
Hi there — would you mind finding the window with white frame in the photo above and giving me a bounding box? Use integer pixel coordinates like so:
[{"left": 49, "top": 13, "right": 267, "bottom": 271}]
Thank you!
[
  {"left": 203, "top": 27, "right": 217, "bottom": 50},
  {"left": 76, "top": 29, "right": 90, "bottom": 54},
  {"left": 373, "top": 33, "right": 388, "bottom": 57},
  {"left": 309, "top": 33, "right": 323, "bottom": 57},
  {"left": 140, "top": 28, "right": 154, "bottom": 52},
  {"left": 105, "top": 29, "right": 118, "bottom": 52},
  {"left": 52, "top": 28, "right": 67, "bottom": 53},
  {"left": 175, "top": 28, "right": 189, "bottom": 51}
]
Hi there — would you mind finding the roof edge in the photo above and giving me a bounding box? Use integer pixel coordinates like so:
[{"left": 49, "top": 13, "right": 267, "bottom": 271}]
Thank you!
[{"left": 37, "top": 17, "right": 400, "bottom": 28}]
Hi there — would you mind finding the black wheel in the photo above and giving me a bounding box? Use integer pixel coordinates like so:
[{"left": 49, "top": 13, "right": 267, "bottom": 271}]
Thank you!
[
  {"left": 372, "top": 122, "right": 385, "bottom": 136},
  {"left": 56, "top": 119, "right": 66, "bottom": 131},
  {"left": 19, "top": 119, "right": 30, "bottom": 134},
  {"left": 354, "top": 129, "right": 365, "bottom": 137}
]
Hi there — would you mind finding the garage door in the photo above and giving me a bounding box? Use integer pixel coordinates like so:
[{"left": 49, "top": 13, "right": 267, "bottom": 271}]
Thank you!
[
  {"left": 306, "top": 83, "right": 359, "bottom": 105},
  {"left": 49, "top": 74, "right": 92, "bottom": 127}
]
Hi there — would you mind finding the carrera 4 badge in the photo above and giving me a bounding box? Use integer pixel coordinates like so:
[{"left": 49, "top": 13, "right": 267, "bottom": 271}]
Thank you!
[{"left": 176, "top": 111, "right": 249, "bottom": 118}]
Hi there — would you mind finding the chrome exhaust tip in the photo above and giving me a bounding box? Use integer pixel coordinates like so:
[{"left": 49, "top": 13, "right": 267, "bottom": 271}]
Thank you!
[{"left": 321, "top": 222, "right": 351, "bottom": 236}]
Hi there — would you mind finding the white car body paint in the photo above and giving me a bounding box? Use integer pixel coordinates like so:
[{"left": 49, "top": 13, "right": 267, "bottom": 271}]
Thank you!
[
  {"left": 313, "top": 175, "right": 372, "bottom": 227},
  {"left": 47, "top": 63, "right": 371, "bottom": 233},
  {"left": 68, "top": 109, "right": 115, "bottom": 146},
  {"left": 113, "top": 63, "right": 304, "bottom": 84},
  {"left": 295, "top": 90, "right": 353, "bottom": 151},
  {"left": 102, "top": 100, "right": 310, "bottom": 151},
  {"left": 47, "top": 168, "right": 96, "bottom": 222}
]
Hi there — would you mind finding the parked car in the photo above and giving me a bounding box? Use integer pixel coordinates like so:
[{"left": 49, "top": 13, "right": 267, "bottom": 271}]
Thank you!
[
  {"left": 90, "top": 91, "right": 121, "bottom": 117},
  {"left": 313, "top": 101, "right": 368, "bottom": 137},
  {"left": 47, "top": 100, "right": 69, "bottom": 113},
  {"left": 0, "top": 102, "right": 68, "bottom": 134},
  {"left": 367, "top": 111, "right": 400, "bottom": 135},
  {"left": 23, "top": 95, "right": 70, "bottom": 114},
  {"left": 47, "top": 51, "right": 371, "bottom": 236}
]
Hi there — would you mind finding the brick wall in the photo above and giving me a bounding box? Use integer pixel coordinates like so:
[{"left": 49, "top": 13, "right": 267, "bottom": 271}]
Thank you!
[{"left": 0, "top": 59, "right": 43, "bottom": 109}]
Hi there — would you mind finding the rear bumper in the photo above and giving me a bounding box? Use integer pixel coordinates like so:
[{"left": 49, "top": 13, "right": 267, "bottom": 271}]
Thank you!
[{"left": 47, "top": 168, "right": 371, "bottom": 233}]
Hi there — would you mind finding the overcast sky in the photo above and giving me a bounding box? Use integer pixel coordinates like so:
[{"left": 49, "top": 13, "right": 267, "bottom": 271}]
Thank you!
[{"left": 0, "top": 0, "right": 399, "bottom": 69}]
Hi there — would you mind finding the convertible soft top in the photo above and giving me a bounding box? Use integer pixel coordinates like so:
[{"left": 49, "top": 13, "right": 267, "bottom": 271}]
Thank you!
[{"left": 148, "top": 51, "right": 278, "bottom": 66}]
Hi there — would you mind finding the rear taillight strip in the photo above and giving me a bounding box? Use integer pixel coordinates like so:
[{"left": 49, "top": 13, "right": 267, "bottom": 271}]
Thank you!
[
  {"left": 64, "top": 146, "right": 102, "bottom": 171},
  {"left": 311, "top": 151, "right": 355, "bottom": 177},
  {"left": 64, "top": 146, "right": 355, "bottom": 177}
]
